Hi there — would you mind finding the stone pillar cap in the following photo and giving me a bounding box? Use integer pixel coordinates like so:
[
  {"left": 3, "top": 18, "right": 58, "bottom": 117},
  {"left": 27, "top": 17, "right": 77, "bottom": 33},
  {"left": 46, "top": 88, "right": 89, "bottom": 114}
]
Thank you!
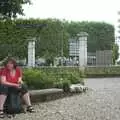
[
  {"left": 77, "top": 32, "right": 88, "bottom": 37},
  {"left": 27, "top": 37, "right": 36, "bottom": 41}
]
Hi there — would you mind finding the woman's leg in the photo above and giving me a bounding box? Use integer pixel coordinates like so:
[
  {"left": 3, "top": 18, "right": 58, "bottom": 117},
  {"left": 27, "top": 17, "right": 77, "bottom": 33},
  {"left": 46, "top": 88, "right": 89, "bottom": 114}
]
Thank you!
[
  {"left": 0, "top": 85, "right": 8, "bottom": 118},
  {"left": 0, "top": 94, "right": 7, "bottom": 110},
  {"left": 20, "top": 84, "right": 31, "bottom": 106},
  {"left": 0, "top": 85, "right": 8, "bottom": 111},
  {"left": 22, "top": 92, "right": 31, "bottom": 106},
  {"left": 20, "top": 84, "right": 35, "bottom": 112}
]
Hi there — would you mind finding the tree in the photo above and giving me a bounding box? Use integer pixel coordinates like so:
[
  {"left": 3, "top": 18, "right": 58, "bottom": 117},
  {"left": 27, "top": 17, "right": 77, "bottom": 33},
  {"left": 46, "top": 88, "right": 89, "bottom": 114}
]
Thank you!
[
  {"left": 64, "top": 21, "right": 115, "bottom": 52},
  {"left": 0, "top": 0, "right": 31, "bottom": 20},
  {"left": 112, "top": 44, "right": 119, "bottom": 64},
  {"left": 0, "top": 19, "right": 69, "bottom": 60},
  {"left": 0, "top": 19, "right": 116, "bottom": 62}
]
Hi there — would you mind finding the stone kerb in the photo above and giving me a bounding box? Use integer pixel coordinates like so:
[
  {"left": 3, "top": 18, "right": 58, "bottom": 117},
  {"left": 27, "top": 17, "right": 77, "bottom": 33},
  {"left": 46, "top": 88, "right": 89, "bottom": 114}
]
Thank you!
[{"left": 29, "top": 85, "right": 88, "bottom": 103}]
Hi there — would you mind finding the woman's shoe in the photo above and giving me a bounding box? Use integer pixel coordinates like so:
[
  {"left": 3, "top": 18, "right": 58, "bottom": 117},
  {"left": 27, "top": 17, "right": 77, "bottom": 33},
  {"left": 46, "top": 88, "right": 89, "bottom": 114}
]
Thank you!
[
  {"left": 26, "top": 106, "right": 35, "bottom": 113},
  {"left": 0, "top": 110, "right": 5, "bottom": 118}
]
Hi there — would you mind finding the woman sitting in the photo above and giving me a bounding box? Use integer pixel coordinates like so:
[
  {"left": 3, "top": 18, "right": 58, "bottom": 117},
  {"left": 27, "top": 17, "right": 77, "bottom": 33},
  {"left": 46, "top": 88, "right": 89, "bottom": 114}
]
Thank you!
[{"left": 0, "top": 58, "right": 35, "bottom": 118}]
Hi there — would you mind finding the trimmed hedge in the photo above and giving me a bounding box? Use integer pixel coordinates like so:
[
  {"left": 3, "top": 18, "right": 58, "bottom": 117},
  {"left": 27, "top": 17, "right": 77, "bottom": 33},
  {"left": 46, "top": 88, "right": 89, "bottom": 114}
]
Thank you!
[
  {"left": 23, "top": 67, "right": 85, "bottom": 90},
  {"left": 22, "top": 66, "right": 120, "bottom": 90},
  {"left": 85, "top": 66, "right": 120, "bottom": 77}
]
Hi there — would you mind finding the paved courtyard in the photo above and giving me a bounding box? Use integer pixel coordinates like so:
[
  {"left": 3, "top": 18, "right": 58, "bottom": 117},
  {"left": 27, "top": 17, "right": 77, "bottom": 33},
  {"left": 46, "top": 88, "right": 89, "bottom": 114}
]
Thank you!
[{"left": 2, "top": 77, "right": 120, "bottom": 120}]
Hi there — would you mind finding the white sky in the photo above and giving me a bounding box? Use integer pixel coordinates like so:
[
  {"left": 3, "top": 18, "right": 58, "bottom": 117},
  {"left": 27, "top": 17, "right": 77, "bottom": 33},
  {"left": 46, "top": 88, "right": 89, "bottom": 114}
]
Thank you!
[{"left": 22, "top": 0, "right": 119, "bottom": 23}]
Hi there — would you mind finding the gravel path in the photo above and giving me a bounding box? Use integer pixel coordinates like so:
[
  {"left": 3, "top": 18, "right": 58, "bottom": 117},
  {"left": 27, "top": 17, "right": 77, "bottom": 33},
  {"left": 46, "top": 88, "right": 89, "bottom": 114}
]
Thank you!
[{"left": 2, "top": 77, "right": 120, "bottom": 120}]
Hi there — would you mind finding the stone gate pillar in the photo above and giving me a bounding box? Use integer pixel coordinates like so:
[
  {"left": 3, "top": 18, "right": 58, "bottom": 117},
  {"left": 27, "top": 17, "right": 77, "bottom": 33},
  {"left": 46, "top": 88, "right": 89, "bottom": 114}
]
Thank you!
[
  {"left": 77, "top": 32, "right": 88, "bottom": 67},
  {"left": 28, "top": 37, "right": 36, "bottom": 67}
]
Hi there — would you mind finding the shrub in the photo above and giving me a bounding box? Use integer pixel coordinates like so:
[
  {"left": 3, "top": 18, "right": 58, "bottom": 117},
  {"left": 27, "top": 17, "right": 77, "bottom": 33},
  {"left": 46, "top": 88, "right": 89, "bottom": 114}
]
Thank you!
[
  {"left": 23, "top": 69, "right": 55, "bottom": 89},
  {"left": 85, "top": 66, "right": 120, "bottom": 77},
  {"left": 62, "top": 79, "right": 71, "bottom": 92},
  {"left": 23, "top": 67, "right": 84, "bottom": 90}
]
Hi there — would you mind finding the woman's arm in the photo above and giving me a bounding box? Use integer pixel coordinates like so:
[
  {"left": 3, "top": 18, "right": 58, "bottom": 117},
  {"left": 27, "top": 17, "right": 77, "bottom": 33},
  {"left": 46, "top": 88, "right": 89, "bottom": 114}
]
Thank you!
[
  {"left": 1, "top": 76, "right": 19, "bottom": 88},
  {"left": 18, "top": 77, "right": 24, "bottom": 84},
  {"left": 17, "top": 67, "right": 24, "bottom": 84}
]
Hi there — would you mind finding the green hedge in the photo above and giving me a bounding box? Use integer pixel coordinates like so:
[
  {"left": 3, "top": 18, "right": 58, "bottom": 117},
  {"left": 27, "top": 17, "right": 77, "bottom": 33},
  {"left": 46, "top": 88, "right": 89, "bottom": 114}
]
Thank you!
[
  {"left": 23, "top": 67, "right": 85, "bottom": 90},
  {"left": 0, "top": 19, "right": 115, "bottom": 61},
  {"left": 85, "top": 66, "right": 120, "bottom": 77}
]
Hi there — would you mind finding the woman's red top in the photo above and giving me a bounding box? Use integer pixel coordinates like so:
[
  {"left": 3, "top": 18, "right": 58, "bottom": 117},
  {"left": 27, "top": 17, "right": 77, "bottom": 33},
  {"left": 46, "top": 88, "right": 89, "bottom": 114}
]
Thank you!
[{"left": 1, "top": 67, "right": 22, "bottom": 83}]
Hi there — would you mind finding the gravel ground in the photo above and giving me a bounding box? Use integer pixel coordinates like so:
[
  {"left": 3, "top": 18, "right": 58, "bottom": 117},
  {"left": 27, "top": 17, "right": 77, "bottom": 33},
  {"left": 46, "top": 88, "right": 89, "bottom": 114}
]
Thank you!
[{"left": 2, "top": 77, "right": 120, "bottom": 120}]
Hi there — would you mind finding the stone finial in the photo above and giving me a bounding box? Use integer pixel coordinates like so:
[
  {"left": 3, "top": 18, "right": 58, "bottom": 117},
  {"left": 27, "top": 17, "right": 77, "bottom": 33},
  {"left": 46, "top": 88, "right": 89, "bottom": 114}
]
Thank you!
[
  {"left": 27, "top": 37, "right": 36, "bottom": 42},
  {"left": 76, "top": 32, "right": 88, "bottom": 37}
]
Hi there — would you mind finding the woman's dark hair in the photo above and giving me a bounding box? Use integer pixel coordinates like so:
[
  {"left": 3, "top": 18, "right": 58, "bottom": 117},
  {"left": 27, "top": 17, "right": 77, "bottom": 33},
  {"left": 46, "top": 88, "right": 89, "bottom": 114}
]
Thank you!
[{"left": 4, "top": 58, "right": 17, "bottom": 69}]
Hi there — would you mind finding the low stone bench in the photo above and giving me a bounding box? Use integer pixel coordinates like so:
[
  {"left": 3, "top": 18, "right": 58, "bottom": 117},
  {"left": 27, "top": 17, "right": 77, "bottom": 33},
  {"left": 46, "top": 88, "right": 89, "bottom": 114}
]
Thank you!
[
  {"left": 29, "top": 85, "right": 88, "bottom": 103},
  {"left": 29, "top": 88, "right": 64, "bottom": 103}
]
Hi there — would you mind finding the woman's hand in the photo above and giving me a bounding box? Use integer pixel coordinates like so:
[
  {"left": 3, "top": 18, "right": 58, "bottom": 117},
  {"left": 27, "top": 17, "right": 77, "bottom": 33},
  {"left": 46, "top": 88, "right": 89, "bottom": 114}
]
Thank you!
[
  {"left": 13, "top": 83, "right": 20, "bottom": 88},
  {"left": 18, "top": 80, "right": 23, "bottom": 84},
  {"left": 18, "top": 77, "right": 24, "bottom": 84}
]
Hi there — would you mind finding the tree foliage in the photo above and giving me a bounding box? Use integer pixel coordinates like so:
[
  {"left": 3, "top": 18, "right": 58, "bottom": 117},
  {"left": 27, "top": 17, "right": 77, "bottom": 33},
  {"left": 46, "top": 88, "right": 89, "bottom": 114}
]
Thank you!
[
  {"left": 0, "top": 19, "right": 116, "bottom": 62},
  {"left": 0, "top": 0, "right": 31, "bottom": 20},
  {"left": 64, "top": 21, "right": 115, "bottom": 52},
  {"left": 0, "top": 19, "right": 69, "bottom": 60},
  {"left": 112, "top": 44, "right": 119, "bottom": 64}
]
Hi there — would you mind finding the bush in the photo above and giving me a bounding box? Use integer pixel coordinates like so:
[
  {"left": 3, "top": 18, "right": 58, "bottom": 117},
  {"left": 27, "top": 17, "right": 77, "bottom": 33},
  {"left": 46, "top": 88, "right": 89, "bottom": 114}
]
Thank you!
[
  {"left": 23, "top": 69, "right": 55, "bottom": 89},
  {"left": 62, "top": 80, "right": 71, "bottom": 92},
  {"left": 85, "top": 66, "right": 120, "bottom": 78},
  {"left": 23, "top": 67, "right": 84, "bottom": 90}
]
